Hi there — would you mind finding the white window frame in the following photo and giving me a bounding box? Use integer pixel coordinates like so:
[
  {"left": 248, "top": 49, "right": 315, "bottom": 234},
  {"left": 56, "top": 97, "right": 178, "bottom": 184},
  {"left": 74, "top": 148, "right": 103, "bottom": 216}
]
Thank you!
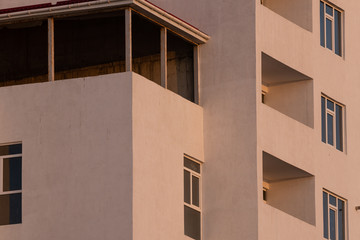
[
  {"left": 184, "top": 166, "right": 201, "bottom": 211},
  {"left": 184, "top": 155, "right": 202, "bottom": 240},
  {"left": 323, "top": 189, "right": 347, "bottom": 240},
  {"left": 320, "top": 0, "right": 343, "bottom": 56},
  {"left": 321, "top": 94, "right": 345, "bottom": 151},
  {"left": 0, "top": 153, "right": 22, "bottom": 196}
]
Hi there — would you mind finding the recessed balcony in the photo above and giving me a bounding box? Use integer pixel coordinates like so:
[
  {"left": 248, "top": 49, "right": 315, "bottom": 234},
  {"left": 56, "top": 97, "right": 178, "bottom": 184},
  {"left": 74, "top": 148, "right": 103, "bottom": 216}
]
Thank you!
[
  {"left": 262, "top": 151, "right": 315, "bottom": 225},
  {"left": 261, "top": 0, "right": 312, "bottom": 32},
  {"left": 261, "top": 52, "right": 313, "bottom": 128}
]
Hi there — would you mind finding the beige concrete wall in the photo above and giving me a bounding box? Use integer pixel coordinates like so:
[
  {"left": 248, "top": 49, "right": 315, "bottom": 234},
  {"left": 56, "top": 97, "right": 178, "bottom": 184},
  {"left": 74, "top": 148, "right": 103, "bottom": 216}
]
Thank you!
[
  {"left": 257, "top": 0, "right": 360, "bottom": 239},
  {"left": 0, "top": 73, "right": 133, "bottom": 240},
  {"left": 132, "top": 73, "right": 203, "bottom": 240},
  {"left": 147, "top": 0, "right": 258, "bottom": 239}
]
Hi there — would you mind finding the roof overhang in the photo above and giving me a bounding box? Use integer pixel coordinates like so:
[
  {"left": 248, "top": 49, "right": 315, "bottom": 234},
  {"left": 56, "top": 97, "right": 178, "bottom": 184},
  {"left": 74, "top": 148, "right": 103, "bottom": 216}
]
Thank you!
[{"left": 0, "top": 0, "right": 209, "bottom": 44}]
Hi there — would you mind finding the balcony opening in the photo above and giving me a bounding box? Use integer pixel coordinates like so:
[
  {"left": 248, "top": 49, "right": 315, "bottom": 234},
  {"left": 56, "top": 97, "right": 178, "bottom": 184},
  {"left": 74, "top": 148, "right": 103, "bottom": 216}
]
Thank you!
[
  {"left": 261, "top": 52, "right": 314, "bottom": 127},
  {"left": 261, "top": 0, "right": 312, "bottom": 32},
  {"left": 167, "top": 31, "right": 195, "bottom": 102},
  {"left": 132, "top": 12, "right": 161, "bottom": 85},
  {"left": 0, "top": 21, "right": 48, "bottom": 86},
  {"left": 54, "top": 11, "right": 126, "bottom": 80},
  {"left": 0, "top": 3, "right": 209, "bottom": 103},
  {"left": 262, "top": 151, "right": 315, "bottom": 225}
]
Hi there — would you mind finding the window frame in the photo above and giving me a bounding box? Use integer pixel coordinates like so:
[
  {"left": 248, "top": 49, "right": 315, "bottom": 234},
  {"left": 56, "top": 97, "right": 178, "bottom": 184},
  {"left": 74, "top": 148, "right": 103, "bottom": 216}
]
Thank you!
[
  {"left": 184, "top": 155, "right": 202, "bottom": 240},
  {"left": 323, "top": 189, "right": 347, "bottom": 240},
  {"left": 321, "top": 94, "right": 345, "bottom": 152},
  {"left": 0, "top": 153, "right": 22, "bottom": 196},
  {"left": 320, "top": 0, "right": 343, "bottom": 56},
  {"left": 0, "top": 142, "right": 22, "bottom": 226}
]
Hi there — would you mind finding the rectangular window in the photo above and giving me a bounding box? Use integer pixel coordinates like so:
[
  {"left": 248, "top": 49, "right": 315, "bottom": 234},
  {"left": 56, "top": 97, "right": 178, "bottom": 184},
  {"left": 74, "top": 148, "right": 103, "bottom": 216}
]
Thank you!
[
  {"left": 0, "top": 143, "right": 22, "bottom": 225},
  {"left": 320, "top": 1, "right": 342, "bottom": 56},
  {"left": 323, "top": 190, "right": 346, "bottom": 240},
  {"left": 321, "top": 95, "right": 344, "bottom": 151},
  {"left": 184, "top": 156, "right": 201, "bottom": 240}
]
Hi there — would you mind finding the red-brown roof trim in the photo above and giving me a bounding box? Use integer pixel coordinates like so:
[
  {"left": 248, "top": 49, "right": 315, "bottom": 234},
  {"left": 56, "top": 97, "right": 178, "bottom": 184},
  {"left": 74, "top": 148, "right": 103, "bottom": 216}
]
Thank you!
[{"left": 0, "top": 0, "right": 96, "bottom": 14}]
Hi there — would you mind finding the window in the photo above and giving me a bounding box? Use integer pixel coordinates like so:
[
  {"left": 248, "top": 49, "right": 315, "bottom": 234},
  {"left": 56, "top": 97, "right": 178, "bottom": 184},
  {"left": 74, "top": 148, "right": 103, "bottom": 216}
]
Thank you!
[
  {"left": 320, "top": 1, "right": 342, "bottom": 56},
  {"left": 184, "top": 156, "right": 201, "bottom": 240},
  {"left": 0, "top": 143, "right": 22, "bottom": 225},
  {"left": 323, "top": 190, "right": 346, "bottom": 240},
  {"left": 321, "top": 95, "right": 344, "bottom": 151}
]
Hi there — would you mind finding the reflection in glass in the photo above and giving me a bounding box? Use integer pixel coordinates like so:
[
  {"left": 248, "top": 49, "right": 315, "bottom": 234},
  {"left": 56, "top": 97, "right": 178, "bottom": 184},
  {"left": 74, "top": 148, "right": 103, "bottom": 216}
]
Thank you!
[
  {"left": 0, "top": 144, "right": 22, "bottom": 157},
  {"left": 336, "top": 104, "right": 343, "bottom": 151},
  {"left": 328, "top": 114, "right": 334, "bottom": 145},
  {"left": 321, "top": 97, "right": 326, "bottom": 143},
  {"left": 329, "top": 194, "right": 337, "bottom": 206},
  {"left": 326, "top": 4, "right": 333, "bottom": 16},
  {"left": 320, "top": 2, "right": 325, "bottom": 47},
  {"left": 330, "top": 209, "right": 336, "bottom": 240},
  {"left": 3, "top": 157, "right": 22, "bottom": 192},
  {"left": 184, "top": 205, "right": 200, "bottom": 240},
  {"left": 192, "top": 176, "right": 199, "bottom": 207},
  {"left": 327, "top": 99, "right": 334, "bottom": 111},
  {"left": 184, "top": 170, "right": 190, "bottom": 204},
  {"left": 326, "top": 18, "right": 333, "bottom": 50},
  {"left": 334, "top": 10, "right": 341, "bottom": 56},
  {"left": 323, "top": 192, "right": 328, "bottom": 238},
  {"left": 184, "top": 157, "right": 200, "bottom": 174},
  {"left": 338, "top": 199, "right": 345, "bottom": 240},
  {"left": 0, "top": 193, "right": 21, "bottom": 225}
]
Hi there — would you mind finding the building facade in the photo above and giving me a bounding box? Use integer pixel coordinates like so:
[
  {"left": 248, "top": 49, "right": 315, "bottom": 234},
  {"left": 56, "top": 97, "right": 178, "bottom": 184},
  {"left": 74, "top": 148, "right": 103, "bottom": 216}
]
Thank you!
[{"left": 0, "top": 0, "right": 358, "bottom": 239}]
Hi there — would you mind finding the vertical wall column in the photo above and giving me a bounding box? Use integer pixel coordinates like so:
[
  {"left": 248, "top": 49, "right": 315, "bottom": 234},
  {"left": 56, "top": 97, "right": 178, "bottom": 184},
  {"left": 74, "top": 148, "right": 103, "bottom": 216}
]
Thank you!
[
  {"left": 125, "top": 8, "right": 132, "bottom": 72},
  {"left": 48, "top": 18, "right": 55, "bottom": 82},
  {"left": 194, "top": 45, "right": 200, "bottom": 104},
  {"left": 160, "top": 28, "right": 167, "bottom": 88}
]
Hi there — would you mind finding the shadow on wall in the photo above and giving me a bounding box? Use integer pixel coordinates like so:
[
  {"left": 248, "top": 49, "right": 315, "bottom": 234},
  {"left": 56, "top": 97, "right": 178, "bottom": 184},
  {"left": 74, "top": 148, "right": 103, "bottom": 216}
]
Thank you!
[
  {"left": 262, "top": 52, "right": 314, "bottom": 128},
  {"left": 263, "top": 151, "right": 316, "bottom": 226},
  {"left": 261, "top": 0, "right": 312, "bottom": 32}
]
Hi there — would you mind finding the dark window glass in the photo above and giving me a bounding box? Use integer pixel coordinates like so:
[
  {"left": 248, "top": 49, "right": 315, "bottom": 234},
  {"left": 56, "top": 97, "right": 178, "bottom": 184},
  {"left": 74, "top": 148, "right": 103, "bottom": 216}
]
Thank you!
[
  {"left": 184, "top": 170, "right": 190, "bottom": 204},
  {"left": 326, "top": 4, "right": 333, "bottom": 16},
  {"left": 326, "top": 18, "right": 333, "bottom": 50},
  {"left": 55, "top": 12, "right": 126, "bottom": 80},
  {"left": 336, "top": 104, "right": 343, "bottom": 151},
  {"left": 0, "top": 144, "right": 22, "bottom": 157},
  {"left": 3, "top": 157, "right": 22, "bottom": 192},
  {"left": 0, "top": 21, "right": 48, "bottom": 86},
  {"left": 167, "top": 31, "right": 195, "bottom": 102},
  {"left": 323, "top": 192, "right": 329, "bottom": 238},
  {"left": 132, "top": 12, "right": 161, "bottom": 85},
  {"left": 338, "top": 199, "right": 345, "bottom": 240},
  {"left": 334, "top": 10, "right": 341, "bottom": 56},
  {"left": 327, "top": 114, "right": 334, "bottom": 145},
  {"left": 0, "top": 193, "right": 21, "bottom": 225},
  {"left": 330, "top": 209, "right": 336, "bottom": 240},
  {"left": 184, "top": 205, "right": 200, "bottom": 240},
  {"left": 327, "top": 99, "right": 334, "bottom": 111},
  {"left": 192, "top": 176, "right": 199, "bottom": 207},
  {"left": 329, "top": 194, "right": 337, "bottom": 206},
  {"left": 184, "top": 157, "right": 200, "bottom": 174},
  {"left": 320, "top": 2, "right": 325, "bottom": 47},
  {"left": 321, "top": 97, "right": 326, "bottom": 143}
]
